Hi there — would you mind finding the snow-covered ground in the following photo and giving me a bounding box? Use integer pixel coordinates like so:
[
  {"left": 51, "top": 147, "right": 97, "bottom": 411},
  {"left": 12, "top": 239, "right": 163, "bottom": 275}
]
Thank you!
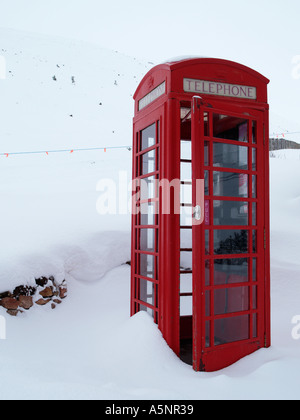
[
  {"left": 0, "top": 150, "right": 132, "bottom": 290},
  {"left": 1, "top": 29, "right": 300, "bottom": 400},
  {"left": 0, "top": 149, "right": 299, "bottom": 400}
]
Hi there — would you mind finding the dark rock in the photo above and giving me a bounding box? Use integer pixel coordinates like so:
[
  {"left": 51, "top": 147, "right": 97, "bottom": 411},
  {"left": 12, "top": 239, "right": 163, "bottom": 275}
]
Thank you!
[
  {"left": 35, "top": 298, "right": 51, "bottom": 306},
  {"left": 39, "top": 287, "right": 54, "bottom": 298},
  {"left": 1, "top": 297, "right": 19, "bottom": 310},
  {"left": 7, "top": 309, "right": 18, "bottom": 317},
  {"left": 35, "top": 277, "right": 48, "bottom": 287},
  {"left": 59, "top": 287, "right": 67, "bottom": 299},
  {"left": 53, "top": 299, "right": 62, "bottom": 304},
  {"left": 18, "top": 295, "right": 33, "bottom": 310},
  {"left": 0, "top": 291, "right": 11, "bottom": 299},
  {"left": 13, "top": 285, "right": 36, "bottom": 298}
]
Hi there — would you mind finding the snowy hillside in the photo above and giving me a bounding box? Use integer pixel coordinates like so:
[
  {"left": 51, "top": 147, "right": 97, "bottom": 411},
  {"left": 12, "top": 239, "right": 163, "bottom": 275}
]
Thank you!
[
  {"left": 0, "top": 29, "right": 300, "bottom": 400},
  {"left": 0, "top": 28, "right": 152, "bottom": 152},
  {"left": 0, "top": 28, "right": 153, "bottom": 290}
]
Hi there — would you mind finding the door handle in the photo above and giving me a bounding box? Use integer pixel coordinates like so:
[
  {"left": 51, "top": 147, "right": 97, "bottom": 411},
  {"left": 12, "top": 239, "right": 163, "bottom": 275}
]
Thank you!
[{"left": 193, "top": 205, "right": 202, "bottom": 221}]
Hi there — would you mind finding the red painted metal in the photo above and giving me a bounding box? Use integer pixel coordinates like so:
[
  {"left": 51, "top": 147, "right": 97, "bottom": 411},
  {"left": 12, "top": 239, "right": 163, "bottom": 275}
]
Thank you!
[{"left": 131, "top": 58, "right": 270, "bottom": 372}]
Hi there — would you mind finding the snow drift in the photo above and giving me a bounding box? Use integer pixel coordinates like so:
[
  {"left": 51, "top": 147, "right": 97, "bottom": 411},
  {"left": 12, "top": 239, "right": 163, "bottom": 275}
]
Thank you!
[{"left": 0, "top": 29, "right": 300, "bottom": 400}]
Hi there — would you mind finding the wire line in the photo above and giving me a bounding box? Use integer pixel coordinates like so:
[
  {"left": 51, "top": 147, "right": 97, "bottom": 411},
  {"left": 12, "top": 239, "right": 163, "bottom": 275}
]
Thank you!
[{"left": 0, "top": 145, "right": 132, "bottom": 156}]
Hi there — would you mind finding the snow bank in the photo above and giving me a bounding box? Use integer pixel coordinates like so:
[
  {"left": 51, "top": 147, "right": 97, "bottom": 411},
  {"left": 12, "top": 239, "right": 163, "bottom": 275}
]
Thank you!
[
  {"left": 0, "top": 150, "right": 132, "bottom": 290},
  {"left": 0, "top": 28, "right": 300, "bottom": 400},
  {"left": 0, "top": 144, "right": 299, "bottom": 400},
  {"left": 270, "top": 149, "right": 300, "bottom": 266}
]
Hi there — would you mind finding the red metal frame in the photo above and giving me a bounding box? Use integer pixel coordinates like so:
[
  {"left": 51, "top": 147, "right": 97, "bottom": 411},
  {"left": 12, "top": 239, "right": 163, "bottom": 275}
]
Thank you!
[
  {"left": 191, "top": 97, "right": 268, "bottom": 371},
  {"left": 131, "top": 58, "right": 270, "bottom": 372},
  {"left": 131, "top": 108, "right": 163, "bottom": 325}
]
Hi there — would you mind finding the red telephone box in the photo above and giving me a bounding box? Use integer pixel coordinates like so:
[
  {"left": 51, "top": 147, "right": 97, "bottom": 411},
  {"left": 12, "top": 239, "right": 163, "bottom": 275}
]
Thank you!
[{"left": 131, "top": 58, "right": 270, "bottom": 372}]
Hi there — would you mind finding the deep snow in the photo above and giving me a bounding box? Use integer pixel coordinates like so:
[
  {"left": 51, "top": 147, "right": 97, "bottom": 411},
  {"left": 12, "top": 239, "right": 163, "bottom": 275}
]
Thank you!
[
  {"left": 0, "top": 147, "right": 299, "bottom": 401},
  {"left": 0, "top": 29, "right": 300, "bottom": 400}
]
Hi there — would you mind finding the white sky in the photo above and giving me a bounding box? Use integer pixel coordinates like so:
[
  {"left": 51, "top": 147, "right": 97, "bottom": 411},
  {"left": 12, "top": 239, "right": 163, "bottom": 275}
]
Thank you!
[{"left": 0, "top": 0, "right": 300, "bottom": 131}]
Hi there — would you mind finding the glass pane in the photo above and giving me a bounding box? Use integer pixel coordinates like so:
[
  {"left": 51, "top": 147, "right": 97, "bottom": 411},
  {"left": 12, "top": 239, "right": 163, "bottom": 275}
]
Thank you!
[
  {"left": 205, "top": 230, "right": 210, "bottom": 255},
  {"left": 139, "top": 229, "right": 155, "bottom": 252},
  {"left": 181, "top": 183, "right": 192, "bottom": 205},
  {"left": 253, "top": 258, "right": 257, "bottom": 281},
  {"left": 180, "top": 296, "right": 193, "bottom": 316},
  {"left": 181, "top": 107, "right": 191, "bottom": 120},
  {"left": 181, "top": 228, "right": 192, "bottom": 249},
  {"left": 140, "top": 176, "right": 157, "bottom": 200},
  {"left": 141, "top": 149, "right": 155, "bottom": 175},
  {"left": 253, "top": 313, "right": 257, "bottom": 338},
  {"left": 180, "top": 206, "right": 193, "bottom": 227},
  {"left": 181, "top": 140, "right": 191, "bottom": 160},
  {"left": 252, "top": 175, "right": 257, "bottom": 198},
  {"left": 213, "top": 114, "right": 248, "bottom": 142},
  {"left": 252, "top": 203, "right": 257, "bottom": 226},
  {"left": 180, "top": 251, "right": 192, "bottom": 272},
  {"left": 205, "top": 260, "right": 211, "bottom": 286},
  {"left": 204, "top": 141, "right": 209, "bottom": 166},
  {"left": 214, "top": 258, "right": 249, "bottom": 285},
  {"left": 214, "top": 230, "right": 248, "bottom": 255},
  {"left": 139, "top": 279, "right": 155, "bottom": 306},
  {"left": 181, "top": 107, "right": 191, "bottom": 141},
  {"left": 205, "top": 321, "right": 210, "bottom": 348},
  {"left": 214, "top": 200, "right": 248, "bottom": 226},
  {"left": 140, "top": 201, "right": 157, "bottom": 226},
  {"left": 140, "top": 254, "right": 155, "bottom": 279},
  {"left": 141, "top": 124, "right": 156, "bottom": 150},
  {"left": 204, "top": 200, "right": 210, "bottom": 225},
  {"left": 252, "top": 286, "right": 257, "bottom": 309},
  {"left": 252, "top": 230, "right": 257, "bottom": 253},
  {"left": 252, "top": 148, "right": 257, "bottom": 171},
  {"left": 214, "top": 315, "right": 250, "bottom": 345},
  {"left": 213, "top": 143, "right": 248, "bottom": 170},
  {"left": 214, "top": 286, "right": 249, "bottom": 315},
  {"left": 205, "top": 291, "right": 210, "bottom": 316},
  {"left": 180, "top": 273, "right": 192, "bottom": 294},
  {"left": 205, "top": 171, "right": 210, "bottom": 195},
  {"left": 213, "top": 171, "right": 248, "bottom": 198},
  {"left": 181, "top": 162, "right": 192, "bottom": 181}
]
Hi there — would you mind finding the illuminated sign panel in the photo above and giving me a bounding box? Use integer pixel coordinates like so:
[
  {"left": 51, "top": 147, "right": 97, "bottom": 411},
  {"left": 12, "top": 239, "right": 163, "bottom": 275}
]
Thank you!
[
  {"left": 184, "top": 78, "right": 257, "bottom": 100},
  {"left": 139, "top": 82, "right": 166, "bottom": 110}
]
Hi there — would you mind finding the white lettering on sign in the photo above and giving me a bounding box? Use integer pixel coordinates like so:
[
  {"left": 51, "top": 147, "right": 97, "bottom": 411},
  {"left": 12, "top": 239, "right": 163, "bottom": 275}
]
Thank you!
[
  {"left": 184, "top": 78, "right": 257, "bottom": 100},
  {"left": 139, "top": 82, "right": 166, "bottom": 111}
]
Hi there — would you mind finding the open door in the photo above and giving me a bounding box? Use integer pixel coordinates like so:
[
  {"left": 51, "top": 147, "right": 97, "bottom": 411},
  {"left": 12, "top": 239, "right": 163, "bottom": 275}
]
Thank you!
[{"left": 191, "top": 96, "right": 268, "bottom": 372}]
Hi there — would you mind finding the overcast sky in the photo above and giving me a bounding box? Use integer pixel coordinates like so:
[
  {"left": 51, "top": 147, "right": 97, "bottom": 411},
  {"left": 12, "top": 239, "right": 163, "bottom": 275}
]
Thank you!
[{"left": 0, "top": 0, "right": 300, "bottom": 131}]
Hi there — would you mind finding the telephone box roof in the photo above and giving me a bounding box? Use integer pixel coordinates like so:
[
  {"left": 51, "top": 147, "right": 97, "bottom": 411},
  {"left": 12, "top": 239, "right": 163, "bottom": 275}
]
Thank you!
[{"left": 134, "top": 57, "right": 270, "bottom": 104}]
